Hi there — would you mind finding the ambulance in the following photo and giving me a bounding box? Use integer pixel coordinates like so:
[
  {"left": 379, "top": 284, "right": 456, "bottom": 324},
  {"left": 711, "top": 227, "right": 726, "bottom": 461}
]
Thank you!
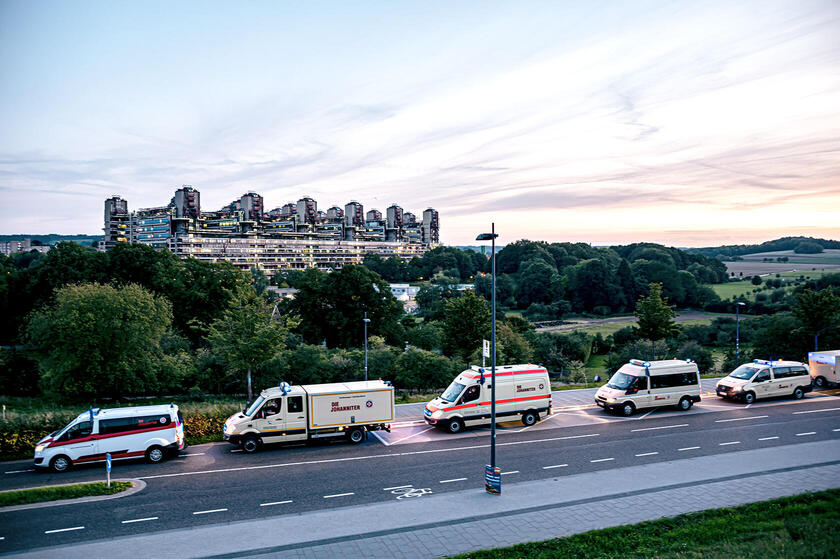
[
  {"left": 424, "top": 364, "right": 552, "bottom": 433},
  {"left": 716, "top": 359, "right": 812, "bottom": 404},
  {"left": 33, "top": 405, "right": 185, "bottom": 473},
  {"left": 224, "top": 380, "right": 394, "bottom": 453},
  {"left": 595, "top": 359, "right": 701, "bottom": 416},
  {"left": 809, "top": 350, "right": 840, "bottom": 389}
]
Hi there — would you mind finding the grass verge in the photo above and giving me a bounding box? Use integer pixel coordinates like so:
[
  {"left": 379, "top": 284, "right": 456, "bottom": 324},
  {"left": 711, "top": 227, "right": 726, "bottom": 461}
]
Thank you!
[
  {"left": 450, "top": 489, "right": 840, "bottom": 559},
  {"left": 0, "top": 481, "right": 132, "bottom": 507}
]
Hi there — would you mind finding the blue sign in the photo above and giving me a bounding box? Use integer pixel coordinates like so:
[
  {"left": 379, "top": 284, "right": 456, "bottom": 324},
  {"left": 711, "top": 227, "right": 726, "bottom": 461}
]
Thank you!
[
  {"left": 485, "top": 465, "right": 501, "bottom": 495},
  {"left": 105, "top": 453, "right": 112, "bottom": 473}
]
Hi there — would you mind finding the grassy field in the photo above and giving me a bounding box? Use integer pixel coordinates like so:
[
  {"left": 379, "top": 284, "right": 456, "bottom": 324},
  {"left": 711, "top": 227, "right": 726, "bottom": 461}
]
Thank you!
[
  {"left": 576, "top": 317, "right": 717, "bottom": 337},
  {"left": 0, "top": 481, "right": 132, "bottom": 507},
  {"left": 450, "top": 489, "right": 840, "bottom": 559},
  {"left": 708, "top": 269, "right": 837, "bottom": 300}
]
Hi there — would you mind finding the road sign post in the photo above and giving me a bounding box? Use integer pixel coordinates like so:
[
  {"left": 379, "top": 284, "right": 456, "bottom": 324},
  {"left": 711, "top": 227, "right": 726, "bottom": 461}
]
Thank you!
[
  {"left": 482, "top": 339, "right": 490, "bottom": 368},
  {"left": 105, "top": 453, "right": 111, "bottom": 488}
]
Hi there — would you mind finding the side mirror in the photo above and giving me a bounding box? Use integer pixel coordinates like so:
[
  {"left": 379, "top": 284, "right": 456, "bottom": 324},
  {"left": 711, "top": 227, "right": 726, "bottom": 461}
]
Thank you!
[{"left": 594, "top": 375, "right": 601, "bottom": 383}]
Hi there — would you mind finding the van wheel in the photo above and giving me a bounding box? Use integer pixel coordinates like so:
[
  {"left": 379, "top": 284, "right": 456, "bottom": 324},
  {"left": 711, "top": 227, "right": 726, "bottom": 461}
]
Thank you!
[
  {"left": 793, "top": 387, "right": 804, "bottom": 400},
  {"left": 744, "top": 392, "right": 756, "bottom": 405},
  {"left": 446, "top": 418, "right": 464, "bottom": 434},
  {"left": 678, "top": 397, "right": 693, "bottom": 411},
  {"left": 347, "top": 427, "right": 365, "bottom": 444},
  {"left": 50, "top": 455, "right": 71, "bottom": 473},
  {"left": 620, "top": 402, "right": 635, "bottom": 416},
  {"left": 146, "top": 445, "right": 165, "bottom": 464},
  {"left": 522, "top": 411, "right": 538, "bottom": 426},
  {"left": 242, "top": 436, "right": 261, "bottom": 454},
  {"left": 814, "top": 376, "right": 827, "bottom": 389}
]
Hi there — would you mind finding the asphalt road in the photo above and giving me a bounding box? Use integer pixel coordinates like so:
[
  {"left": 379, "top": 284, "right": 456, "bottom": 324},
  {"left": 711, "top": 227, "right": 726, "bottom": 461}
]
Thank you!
[{"left": 1, "top": 389, "right": 838, "bottom": 554}]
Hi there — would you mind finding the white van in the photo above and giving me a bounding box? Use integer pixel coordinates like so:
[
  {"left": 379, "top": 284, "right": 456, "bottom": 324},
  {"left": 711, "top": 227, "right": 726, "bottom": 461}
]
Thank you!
[
  {"left": 424, "top": 364, "right": 552, "bottom": 433},
  {"left": 809, "top": 350, "right": 840, "bottom": 389},
  {"left": 716, "top": 359, "right": 812, "bottom": 404},
  {"left": 595, "top": 359, "right": 701, "bottom": 416},
  {"left": 34, "top": 405, "right": 185, "bottom": 473}
]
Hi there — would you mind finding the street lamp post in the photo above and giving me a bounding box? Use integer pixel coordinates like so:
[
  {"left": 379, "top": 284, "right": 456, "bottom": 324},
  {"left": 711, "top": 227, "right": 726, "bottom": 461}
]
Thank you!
[
  {"left": 736, "top": 302, "right": 746, "bottom": 365},
  {"left": 476, "top": 225, "right": 499, "bottom": 469},
  {"left": 363, "top": 312, "right": 371, "bottom": 382}
]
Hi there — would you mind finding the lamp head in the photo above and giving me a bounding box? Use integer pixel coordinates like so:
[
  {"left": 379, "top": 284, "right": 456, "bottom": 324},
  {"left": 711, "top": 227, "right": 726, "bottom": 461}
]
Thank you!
[{"left": 475, "top": 233, "right": 498, "bottom": 241}]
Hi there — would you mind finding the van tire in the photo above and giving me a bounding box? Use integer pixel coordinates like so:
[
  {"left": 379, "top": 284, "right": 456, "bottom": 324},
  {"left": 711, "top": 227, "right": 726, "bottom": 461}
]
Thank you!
[
  {"left": 446, "top": 418, "right": 464, "bottom": 434},
  {"left": 620, "top": 402, "right": 635, "bottom": 416},
  {"left": 814, "top": 376, "right": 827, "bottom": 389},
  {"left": 146, "top": 445, "right": 165, "bottom": 464},
  {"left": 793, "top": 387, "right": 805, "bottom": 400},
  {"left": 522, "top": 411, "right": 538, "bottom": 426},
  {"left": 744, "top": 391, "right": 756, "bottom": 405},
  {"left": 50, "top": 455, "right": 71, "bottom": 473},
  {"left": 242, "top": 435, "right": 261, "bottom": 454},
  {"left": 678, "top": 397, "right": 693, "bottom": 411},
  {"left": 347, "top": 427, "right": 365, "bottom": 444}
]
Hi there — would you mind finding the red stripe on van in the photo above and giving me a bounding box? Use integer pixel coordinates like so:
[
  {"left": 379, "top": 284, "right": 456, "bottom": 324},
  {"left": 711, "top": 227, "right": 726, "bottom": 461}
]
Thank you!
[
  {"left": 460, "top": 368, "right": 547, "bottom": 379},
  {"left": 435, "top": 393, "right": 550, "bottom": 412},
  {"left": 48, "top": 424, "right": 174, "bottom": 448}
]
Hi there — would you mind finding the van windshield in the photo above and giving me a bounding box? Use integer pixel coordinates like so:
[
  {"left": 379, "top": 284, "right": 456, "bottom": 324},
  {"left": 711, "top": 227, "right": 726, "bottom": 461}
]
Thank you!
[
  {"left": 607, "top": 372, "right": 639, "bottom": 390},
  {"left": 246, "top": 396, "right": 265, "bottom": 417},
  {"left": 729, "top": 365, "right": 759, "bottom": 380},
  {"left": 441, "top": 381, "right": 465, "bottom": 403}
]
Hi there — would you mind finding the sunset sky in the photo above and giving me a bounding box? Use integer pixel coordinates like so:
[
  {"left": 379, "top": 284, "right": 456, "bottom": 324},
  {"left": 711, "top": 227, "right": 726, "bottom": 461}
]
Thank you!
[{"left": 1, "top": 0, "right": 838, "bottom": 246}]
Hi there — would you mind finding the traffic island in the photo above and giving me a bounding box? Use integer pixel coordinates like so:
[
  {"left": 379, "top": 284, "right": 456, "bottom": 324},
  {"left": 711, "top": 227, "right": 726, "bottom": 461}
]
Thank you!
[{"left": 0, "top": 479, "right": 144, "bottom": 511}]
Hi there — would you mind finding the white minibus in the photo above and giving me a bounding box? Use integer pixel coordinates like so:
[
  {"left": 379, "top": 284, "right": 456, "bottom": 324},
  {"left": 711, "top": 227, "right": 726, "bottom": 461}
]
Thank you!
[{"left": 595, "top": 359, "right": 701, "bottom": 416}]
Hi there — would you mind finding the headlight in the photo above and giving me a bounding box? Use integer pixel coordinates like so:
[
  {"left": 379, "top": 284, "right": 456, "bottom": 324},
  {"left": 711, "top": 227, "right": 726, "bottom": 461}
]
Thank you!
[
  {"left": 731, "top": 385, "right": 743, "bottom": 392},
  {"left": 606, "top": 397, "right": 616, "bottom": 403},
  {"left": 431, "top": 410, "right": 444, "bottom": 419},
  {"left": 35, "top": 444, "right": 46, "bottom": 453}
]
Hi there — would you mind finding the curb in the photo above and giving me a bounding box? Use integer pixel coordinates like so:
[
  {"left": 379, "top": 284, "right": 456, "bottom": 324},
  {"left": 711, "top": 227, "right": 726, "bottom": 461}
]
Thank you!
[{"left": 0, "top": 478, "right": 146, "bottom": 513}]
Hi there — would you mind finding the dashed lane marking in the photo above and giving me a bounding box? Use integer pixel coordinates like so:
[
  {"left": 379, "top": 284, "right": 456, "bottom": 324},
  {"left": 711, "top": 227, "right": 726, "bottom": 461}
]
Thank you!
[
  {"left": 719, "top": 441, "right": 741, "bottom": 446},
  {"left": 796, "top": 432, "right": 816, "bottom": 436},
  {"left": 635, "top": 452, "right": 659, "bottom": 457},
  {"left": 500, "top": 470, "right": 520, "bottom": 475},
  {"left": 715, "top": 415, "right": 768, "bottom": 423},
  {"left": 183, "top": 453, "right": 206, "bottom": 456},
  {"left": 193, "top": 508, "right": 228, "bottom": 515},
  {"left": 631, "top": 424, "right": 688, "bottom": 432},
  {"left": 542, "top": 464, "right": 568, "bottom": 469},
  {"left": 121, "top": 517, "right": 158, "bottom": 524},
  {"left": 793, "top": 408, "right": 840, "bottom": 415},
  {"left": 4, "top": 469, "right": 34, "bottom": 474},
  {"left": 590, "top": 458, "right": 615, "bottom": 463},
  {"left": 45, "top": 526, "right": 84, "bottom": 534},
  {"left": 759, "top": 436, "right": 779, "bottom": 441},
  {"left": 678, "top": 446, "right": 700, "bottom": 451},
  {"left": 260, "top": 500, "right": 292, "bottom": 507},
  {"left": 383, "top": 485, "right": 413, "bottom": 491},
  {"left": 440, "top": 478, "right": 467, "bottom": 483},
  {"left": 323, "top": 493, "right": 354, "bottom": 499}
]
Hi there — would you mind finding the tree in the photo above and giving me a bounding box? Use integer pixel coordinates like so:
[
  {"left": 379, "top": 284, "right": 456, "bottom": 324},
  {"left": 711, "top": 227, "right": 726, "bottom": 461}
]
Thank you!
[
  {"left": 26, "top": 283, "right": 176, "bottom": 398},
  {"left": 791, "top": 289, "right": 840, "bottom": 351},
  {"left": 442, "top": 290, "right": 491, "bottom": 361},
  {"left": 751, "top": 275, "right": 762, "bottom": 286},
  {"left": 794, "top": 241, "right": 823, "bottom": 254},
  {"left": 207, "top": 289, "right": 286, "bottom": 401},
  {"left": 634, "top": 283, "right": 678, "bottom": 359}
]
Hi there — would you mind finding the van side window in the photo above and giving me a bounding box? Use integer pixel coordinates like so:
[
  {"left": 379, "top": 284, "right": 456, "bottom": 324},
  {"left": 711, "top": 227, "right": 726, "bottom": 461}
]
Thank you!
[
  {"left": 259, "top": 399, "right": 281, "bottom": 418},
  {"left": 100, "top": 417, "right": 138, "bottom": 435},
  {"left": 288, "top": 396, "right": 303, "bottom": 413},
  {"left": 790, "top": 366, "right": 807, "bottom": 376},
  {"left": 139, "top": 415, "right": 171, "bottom": 428},
  {"left": 634, "top": 376, "right": 648, "bottom": 390},
  {"left": 462, "top": 385, "right": 480, "bottom": 403},
  {"left": 755, "top": 370, "right": 770, "bottom": 382}
]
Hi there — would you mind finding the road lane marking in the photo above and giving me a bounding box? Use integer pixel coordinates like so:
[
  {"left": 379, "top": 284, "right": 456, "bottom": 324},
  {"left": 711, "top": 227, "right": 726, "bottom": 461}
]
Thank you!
[
  {"left": 793, "top": 408, "right": 840, "bottom": 415},
  {"left": 719, "top": 441, "right": 741, "bottom": 446},
  {"left": 0, "top": 537, "right": 4, "bottom": 540},
  {"left": 230, "top": 449, "right": 242, "bottom": 453},
  {"left": 45, "top": 526, "right": 84, "bottom": 534},
  {"left": 323, "top": 493, "right": 354, "bottom": 499},
  {"left": 759, "top": 436, "right": 779, "bottom": 441},
  {"left": 121, "top": 517, "right": 158, "bottom": 524},
  {"left": 745, "top": 404, "right": 752, "bottom": 409},
  {"left": 193, "top": 508, "right": 228, "bottom": 515},
  {"left": 631, "top": 424, "right": 688, "bottom": 432},
  {"left": 635, "top": 452, "right": 659, "bottom": 457},
  {"left": 590, "top": 458, "right": 614, "bottom": 463},
  {"left": 386, "top": 427, "right": 435, "bottom": 445},
  {"left": 715, "top": 415, "right": 768, "bottom": 423},
  {"left": 678, "top": 446, "right": 700, "bottom": 451},
  {"left": 500, "top": 470, "right": 519, "bottom": 475},
  {"left": 440, "top": 478, "right": 467, "bottom": 483},
  {"left": 183, "top": 453, "right": 206, "bottom": 456},
  {"left": 833, "top": 428, "right": 840, "bottom": 432},
  {"left": 636, "top": 408, "right": 659, "bottom": 420},
  {"left": 542, "top": 464, "right": 568, "bottom": 469},
  {"left": 383, "top": 485, "right": 413, "bottom": 491},
  {"left": 4, "top": 469, "right": 35, "bottom": 474},
  {"left": 260, "top": 500, "right": 293, "bottom": 507},
  {"left": 796, "top": 432, "right": 816, "bottom": 436}
]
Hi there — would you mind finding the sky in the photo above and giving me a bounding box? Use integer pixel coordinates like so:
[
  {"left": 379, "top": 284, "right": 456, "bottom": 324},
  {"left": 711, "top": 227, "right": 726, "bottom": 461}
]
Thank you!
[{"left": 1, "top": 0, "right": 839, "bottom": 247}]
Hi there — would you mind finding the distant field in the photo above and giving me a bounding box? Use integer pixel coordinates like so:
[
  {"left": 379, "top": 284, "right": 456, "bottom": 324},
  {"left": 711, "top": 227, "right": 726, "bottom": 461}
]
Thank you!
[
  {"left": 709, "top": 269, "right": 838, "bottom": 300},
  {"left": 725, "top": 249, "right": 840, "bottom": 276}
]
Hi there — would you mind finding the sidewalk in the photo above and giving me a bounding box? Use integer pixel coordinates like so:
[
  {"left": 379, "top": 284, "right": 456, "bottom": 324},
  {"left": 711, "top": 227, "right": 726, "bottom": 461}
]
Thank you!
[{"left": 13, "top": 440, "right": 840, "bottom": 559}]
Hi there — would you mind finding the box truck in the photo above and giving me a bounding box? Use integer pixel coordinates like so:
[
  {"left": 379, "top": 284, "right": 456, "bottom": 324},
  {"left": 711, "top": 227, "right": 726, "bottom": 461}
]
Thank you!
[
  {"left": 809, "top": 350, "right": 840, "bottom": 389},
  {"left": 223, "top": 380, "right": 394, "bottom": 453},
  {"left": 424, "top": 364, "right": 552, "bottom": 433}
]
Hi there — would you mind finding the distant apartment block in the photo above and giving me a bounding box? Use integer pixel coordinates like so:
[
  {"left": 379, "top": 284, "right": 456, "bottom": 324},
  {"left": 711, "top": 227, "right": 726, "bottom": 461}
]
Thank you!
[
  {"left": 1, "top": 239, "right": 52, "bottom": 257},
  {"left": 102, "top": 186, "right": 440, "bottom": 273}
]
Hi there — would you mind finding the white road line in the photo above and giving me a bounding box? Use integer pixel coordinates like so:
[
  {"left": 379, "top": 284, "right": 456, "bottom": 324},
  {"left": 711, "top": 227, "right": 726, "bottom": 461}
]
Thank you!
[
  {"left": 440, "top": 478, "right": 467, "bottom": 483},
  {"left": 323, "top": 492, "right": 354, "bottom": 499},
  {"left": 259, "top": 500, "right": 292, "bottom": 507},
  {"left": 636, "top": 408, "right": 659, "bottom": 420},
  {"left": 590, "top": 458, "right": 615, "bottom": 463},
  {"left": 635, "top": 452, "right": 659, "bottom": 457},
  {"left": 500, "top": 470, "right": 519, "bottom": 475},
  {"left": 386, "top": 426, "right": 435, "bottom": 445},
  {"left": 4, "top": 469, "right": 34, "bottom": 474},
  {"left": 745, "top": 404, "right": 752, "bottom": 409},
  {"left": 719, "top": 441, "right": 741, "bottom": 446},
  {"left": 833, "top": 428, "right": 840, "bottom": 432},
  {"left": 759, "top": 436, "right": 779, "bottom": 441},
  {"left": 796, "top": 432, "right": 816, "bottom": 436},
  {"left": 121, "top": 517, "right": 158, "bottom": 524},
  {"left": 0, "top": 536, "right": 4, "bottom": 540},
  {"left": 193, "top": 508, "right": 228, "bottom": 515},
  {"left": 183, "top": 452, "right": 206, "bottom": 456},
  {"left": 383, "top": 485, "right": 413, "bottom": 491},
  {"left": 793, "top": 408, "right": 840, "bottom": 415},
  {"left": 715, "top": 415, "right": 768, "bottom": 423},
  {"left": 542, "top": 464, "right": 568, "bottom": 469},
  {"left": 678, "top": 446, "right": 700, "bottom": 451},
  {"left": 44, "top": 526, "right": 84, "bottom": 534},
  {"left": 368, "top": 430, "right": 391, "bottom": 446},
  {"left": 631, "top": 423, "right": 688, "bottom": 432},
  {"left": 230, "top": 449, "right": 243, "bottom": 453}
]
